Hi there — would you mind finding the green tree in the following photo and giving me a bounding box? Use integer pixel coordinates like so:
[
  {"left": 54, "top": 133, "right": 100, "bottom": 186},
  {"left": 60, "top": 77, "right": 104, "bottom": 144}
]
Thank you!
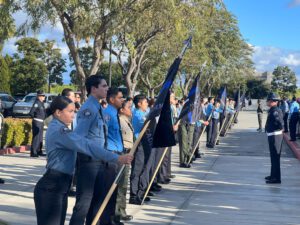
[
  {"left": 0, "top": 56, "right": 11, "bottom": 93},
  {"left": 42, "top": 40, "right": 66, "bottom": 91},
  {"left": 10, "top": 37, "right": 48, "bottom": 94},
  {"left": 271, "top": 66, "right": 297, "bottom": 97},
  {"left": 247, "top": 78, "right": 271, "bottom": 99},
  {"left": 10, "top": 56, "right": 48, "bottom": 94}
]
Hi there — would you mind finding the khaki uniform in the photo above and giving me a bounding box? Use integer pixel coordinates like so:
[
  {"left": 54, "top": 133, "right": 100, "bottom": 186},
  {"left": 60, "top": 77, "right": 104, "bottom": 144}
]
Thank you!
[{"left": 115, "top": 114, "right": 134, "bottom": 218}]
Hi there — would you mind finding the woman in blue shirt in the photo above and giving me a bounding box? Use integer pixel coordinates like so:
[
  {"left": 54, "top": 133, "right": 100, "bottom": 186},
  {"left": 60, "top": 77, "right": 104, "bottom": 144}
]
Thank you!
[{"left": 34, "top": 96, "right": 133, "bottom": 225}]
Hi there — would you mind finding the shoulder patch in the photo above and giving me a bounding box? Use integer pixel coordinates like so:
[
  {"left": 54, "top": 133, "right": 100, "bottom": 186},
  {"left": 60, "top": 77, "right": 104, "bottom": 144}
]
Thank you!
[
  {"left": 273, "top": 111, "right": 279, "bottom": 116},
  {"left": 82, "top": 109, "right": 92, "bottom": 117},
  {"left": 34, "top": 103, "right": 38, "bottom": 107},
  {"left": 104, "top": 114, "right": 111, "bottom": 122},
  {"left": 60, "top": 127, "right": 71, "bottom": 134}
]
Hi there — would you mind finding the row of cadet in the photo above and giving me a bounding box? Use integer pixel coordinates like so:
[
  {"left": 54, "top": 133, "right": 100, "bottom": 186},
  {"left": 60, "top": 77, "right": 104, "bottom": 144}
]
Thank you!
[{"left": 30, "top": 75, "right": 241, "bottom": 225}]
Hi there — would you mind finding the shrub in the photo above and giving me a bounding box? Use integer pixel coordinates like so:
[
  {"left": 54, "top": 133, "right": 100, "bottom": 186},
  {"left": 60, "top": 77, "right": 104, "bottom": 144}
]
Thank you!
[{"left": 0, "top": 118, "right": 33, "bottom": 148}]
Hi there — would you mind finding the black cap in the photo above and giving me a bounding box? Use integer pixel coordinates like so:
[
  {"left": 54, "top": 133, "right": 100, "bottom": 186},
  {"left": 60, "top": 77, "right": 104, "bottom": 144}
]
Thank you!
[
  {"left": 267, "top": 92, "right": 280, "bottom": 101},
  {"left": 37, "top": 90, "right": 45, "bottom": 96}
]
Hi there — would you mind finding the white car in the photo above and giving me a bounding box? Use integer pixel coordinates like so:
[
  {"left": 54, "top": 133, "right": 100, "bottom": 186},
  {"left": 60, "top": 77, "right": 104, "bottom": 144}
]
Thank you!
[{"left": 13, "top": 93, "right": 57, "bottom": 118}]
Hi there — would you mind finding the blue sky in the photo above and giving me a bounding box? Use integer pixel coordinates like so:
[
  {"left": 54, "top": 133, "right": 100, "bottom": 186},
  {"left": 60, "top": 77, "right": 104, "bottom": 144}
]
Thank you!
[
  {"left": 224, "top": 0, "right": 300, "bottom": 85},
  {"left": 3, "top": 1, "right": 300, "bottom": 85}
]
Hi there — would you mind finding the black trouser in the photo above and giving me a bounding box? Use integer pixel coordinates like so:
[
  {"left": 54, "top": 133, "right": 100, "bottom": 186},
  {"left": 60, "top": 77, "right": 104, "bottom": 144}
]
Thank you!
[
  {"left": 192, "top": 125, "right": 202, "bottom": 156},
  {"left": 158, "top": 147, "right": 172, "bottom": 182},
  {"left": 257, "top": 113, "right": 263, "bottom": 129},
  {"left": 34, "top": 169, "right": 72, "bottom": 225},
  {"left": 289, "top": 113, "right": 299, "bottom": 141},
  {"left": 206, "top": 121, "right": 212, "bottom": 144},
  {"left": 98, "top": 161, "right": 121, "bottom": 225},
  {"left": 70, "top": 154, "right": 105, "bottom": 225},
  {"left": 208, "top": 118, "right": 219, "bottom": 147},
  {"left": 268, "top": 134, "right": 283, "bottom": 181},
  {"left": 283, "top": 112, "right": 289, "bottom": 132},
  {"left": 130, "top": 137, "right": 152, "bottom": 199},
  {"left": 31, "top": 120, "right": 44, "bottom": 155}
]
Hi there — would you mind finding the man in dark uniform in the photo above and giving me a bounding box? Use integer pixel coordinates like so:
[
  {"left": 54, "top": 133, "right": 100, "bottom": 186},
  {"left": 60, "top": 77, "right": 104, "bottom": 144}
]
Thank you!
[
  {"left": 265, "top": 93, "right": 284, "bottom": 184},
  {"left": 29, "top": 90, "right": 46, "bottom": 157}
]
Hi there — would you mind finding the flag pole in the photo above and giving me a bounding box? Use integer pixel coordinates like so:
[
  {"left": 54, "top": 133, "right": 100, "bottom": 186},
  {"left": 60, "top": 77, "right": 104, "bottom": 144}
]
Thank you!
[
  {"left": 212, "top": 116, "right": 227, "bottom": 147},
  {"left": 223, "top": 113, "right": 236, "bottom": 136},
  {"left": 141, "top": 146, "right": 169, "bottom": 205},
  {"left": 91, "top": 120, "right": 150, "bottom": 225}
]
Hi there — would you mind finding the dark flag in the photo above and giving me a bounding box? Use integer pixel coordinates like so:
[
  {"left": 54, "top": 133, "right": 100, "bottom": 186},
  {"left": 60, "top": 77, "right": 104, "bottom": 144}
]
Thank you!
[
  {"left": 234, "top": 89, "right": 240, "bottom": 111},
  {"left": 147, "top": 57, "right": 182, "bottom": 121},
  {"left": 177, "top": 74, "right": 200, "bottom": 121},
  {"left": 218, "top": 86, "right": 227, "bottom": 117}
]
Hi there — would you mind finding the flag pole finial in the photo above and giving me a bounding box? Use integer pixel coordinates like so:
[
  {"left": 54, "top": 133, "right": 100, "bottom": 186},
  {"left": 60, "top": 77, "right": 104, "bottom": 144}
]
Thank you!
[{"left": 179, "top": 35, "right": 192, "bottom": 59}]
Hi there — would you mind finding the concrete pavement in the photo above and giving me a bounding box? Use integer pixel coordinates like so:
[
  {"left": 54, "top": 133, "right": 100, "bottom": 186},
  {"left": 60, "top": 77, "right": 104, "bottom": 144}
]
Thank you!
[{"left": 1, "top": 111, "right": 300, "bottom": 225}]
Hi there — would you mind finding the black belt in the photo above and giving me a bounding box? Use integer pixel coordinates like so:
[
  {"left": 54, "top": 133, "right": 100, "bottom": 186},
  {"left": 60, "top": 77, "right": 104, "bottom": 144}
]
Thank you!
[{"left": 45, "top": 169, "right": 72, "bottom": 179}]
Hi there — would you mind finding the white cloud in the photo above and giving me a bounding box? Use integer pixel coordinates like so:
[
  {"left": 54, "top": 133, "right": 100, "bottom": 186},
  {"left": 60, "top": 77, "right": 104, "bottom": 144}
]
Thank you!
[
  {"left": 289, "top": 0, "right": 300, "bottom": 7},
  {"left": 280, "top": 54, "right": 300, "bottom": 66},
  {"left": 252, "top": 45, "right": 300, "bottom": 86}
]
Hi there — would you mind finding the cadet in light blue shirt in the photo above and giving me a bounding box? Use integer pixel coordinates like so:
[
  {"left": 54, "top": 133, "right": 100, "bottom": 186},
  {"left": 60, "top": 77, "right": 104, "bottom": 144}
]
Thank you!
[
  {"left": 205, "top": 97, "right": 215, "bottom": 119},
  {"left": 132, "top": 103, "right": 149, "bottom": 139},
  {"left": 104, "top": 103, "right": 124, "bottom": 152},
  {"left": 34, "top": 96, "right": 123, "bottom": 225},
  {"left": 288, "top": 97, "right": 300, "bottom": 141}
]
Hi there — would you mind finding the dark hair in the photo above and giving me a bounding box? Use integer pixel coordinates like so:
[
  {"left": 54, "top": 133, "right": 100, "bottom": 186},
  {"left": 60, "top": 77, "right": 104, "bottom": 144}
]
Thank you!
[
  {"left": 50, "top": 96, "right": 73, "bottom": 114},
  {"left": 133, "top": 94, "right": 147, "bottom": 108},
  {"left": 292, "top": 96, "right": 296, "bottom": 101},
  {"left": 106, "top": 87, "right": 121, "bottom": 103},
  {"left": 208, "top": 97, "right": 214, "bottom": 102},
  {"left": 61, "top": 88, "right": 74, "bottom": 97},
  {"left": 126, "top": 97, "right": 133, "bottom": 101},
  {"left": 85, "top": 75, "right": 106, "bottom": 96}
]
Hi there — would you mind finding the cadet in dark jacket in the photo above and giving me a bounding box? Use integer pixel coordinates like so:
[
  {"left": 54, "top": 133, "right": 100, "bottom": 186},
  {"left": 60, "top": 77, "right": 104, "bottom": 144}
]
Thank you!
[
  {"left": 257, "top": 99, "right": 263, "bottom": 132},
  {"left": 34, "top": 96, "right": 133, "bottom": 225},
  {"left": 29, "top": 90, "right": 46, "bottom": 157},
  {"left": 265, "top": 93, "right": 284, "bottom": 184}
]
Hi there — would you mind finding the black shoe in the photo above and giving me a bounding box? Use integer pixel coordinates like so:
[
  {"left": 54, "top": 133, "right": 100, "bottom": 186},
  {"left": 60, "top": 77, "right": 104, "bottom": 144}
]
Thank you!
[
  {"left": 159, "top": 180, "right": 170, "bottom": 184},
  {"left": 195, "top": 153, "right": 201, "bottom": 158},
  {"left": 30, "top": 154, "right": 39, "bottom": 158},
  {"left": 120, "top": 215, "right": 133, "bottom": 221},
  {"left": 38, "top": 152, "right": 46, "bottom": 156},
  {"left": 147, "top": 192, "right": 154, "bottom": 196},
  {"left": 143, "top": 196, "right": 151, "bottom": 202},
  {"left": 266, "top": 179, "right": 281, "bottom": 184},
  {"left": 154, "top": 183, "right": 162, "bottom": 189},
  {"left": 265, "top": 176, "right": 272, "bottom": 180},
  {"left": 169, "top": 175, "right": 176, "bottom": 179},
  {"left": 129, "top": 196, "right": 142, "bottom": 205},
  {"left": 206, "top": 145, "right": 214, "bottom": 149},
  {"left": 0, "top": 178, "right": 5, "bottom": 184},
  {"left": 216, "top": 140, "right": 220, "bottom": 145},
  {"left": 179, "top": 163, "right": 186, "bottom": 168},
  {"left": 150, "top": 185, "right": 161, "bottom": 192}
]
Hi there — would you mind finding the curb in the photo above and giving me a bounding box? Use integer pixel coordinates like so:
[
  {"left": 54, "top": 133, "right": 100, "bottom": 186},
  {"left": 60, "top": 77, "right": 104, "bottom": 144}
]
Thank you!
[
  {"left": 283, "top": 133, "right": 300, "bottom": 160},
  {"left": 0, "top": 145, "right": 30, "bottom": 155}
]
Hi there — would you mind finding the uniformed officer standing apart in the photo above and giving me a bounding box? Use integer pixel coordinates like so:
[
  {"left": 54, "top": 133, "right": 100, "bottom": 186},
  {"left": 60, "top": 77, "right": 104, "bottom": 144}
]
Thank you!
[
  {"left": 70, "top": 75, "right": 133, "bottom": 225},
  {"left": 29, "top": 90, "right": 46, "bottom": 157},
  {"left": 257, "top": 99, "right": 263, "bottom": 132},
  {"left": 265, "top": 93, "right": 284, "bottom": 184},
  {"left": 34, "top": 96, "right": 132, "bottom": 225},
  {"left": 102, "top": 87, "right": 126, "bottom": 225}
]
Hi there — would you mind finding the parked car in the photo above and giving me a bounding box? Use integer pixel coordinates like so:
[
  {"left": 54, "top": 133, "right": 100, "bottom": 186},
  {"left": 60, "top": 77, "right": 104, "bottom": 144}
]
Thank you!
[
  {"left": 0, "top": 93, "right": 17, "bottom": 117},
  {"left": 13, "top": 93, "right": 57, "bottom": 118},
  {"left": 13, "top": 94, "right": 26, "bottom": 101}
]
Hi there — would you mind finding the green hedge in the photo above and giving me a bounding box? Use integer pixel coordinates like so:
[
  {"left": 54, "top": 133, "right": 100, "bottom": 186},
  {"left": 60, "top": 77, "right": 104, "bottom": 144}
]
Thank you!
[{"left": 1, "top": 118, "right": 33, "bottom": 148}]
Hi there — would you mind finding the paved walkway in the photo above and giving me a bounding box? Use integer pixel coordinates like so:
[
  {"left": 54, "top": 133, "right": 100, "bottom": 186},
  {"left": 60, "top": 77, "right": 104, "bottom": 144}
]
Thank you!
[{"left": 1, "top": 111, "right": 300, "bottom": 225}]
